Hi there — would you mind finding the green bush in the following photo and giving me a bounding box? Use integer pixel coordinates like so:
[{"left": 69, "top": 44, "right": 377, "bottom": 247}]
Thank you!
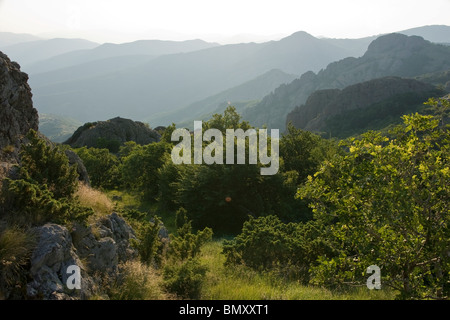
[
  {"left": 163, "top": 258, "right": 208, "bottom": 300},
  {"left": 20, "top": 130, "right": 78, "bottom": 199},
  {"left": 0, "top": 130, "right": 93, "bottom": 226},
  {"left": 223, "top": 215, "right": 329, "bottom": 283},
  {"left": 2, "top": 179, "right": 93, "bottom": 226}
]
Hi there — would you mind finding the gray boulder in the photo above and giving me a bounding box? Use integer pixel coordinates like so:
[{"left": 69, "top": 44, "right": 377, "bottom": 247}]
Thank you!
[{"left": 27, "top": 224, "right": 93, "bottom": 300}]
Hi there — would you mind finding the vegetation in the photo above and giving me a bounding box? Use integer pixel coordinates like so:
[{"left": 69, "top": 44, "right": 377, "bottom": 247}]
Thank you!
[{"left": 1, "top": 97, "right": 449, "bottom": 300}]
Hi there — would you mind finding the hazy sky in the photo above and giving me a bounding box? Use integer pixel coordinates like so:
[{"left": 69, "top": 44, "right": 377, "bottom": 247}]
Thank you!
[{"left": 0, "top": 0, "right": 449, "bottom": 44}]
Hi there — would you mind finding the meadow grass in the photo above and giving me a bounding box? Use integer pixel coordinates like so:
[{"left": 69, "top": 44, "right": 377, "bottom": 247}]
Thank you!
[
  {"left": 76, "top": 183, "right": 114, "bottom": 218},
  {"left": 199, "top": 240, "right": 396, "bottom": 300}
]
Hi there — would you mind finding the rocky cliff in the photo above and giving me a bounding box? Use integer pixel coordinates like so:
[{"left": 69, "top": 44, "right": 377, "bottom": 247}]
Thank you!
[{"left": 0, "top": 52, "right": 38, "bottom": 162}]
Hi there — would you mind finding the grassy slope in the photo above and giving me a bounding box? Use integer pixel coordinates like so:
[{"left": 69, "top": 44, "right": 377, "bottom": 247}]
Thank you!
[{"left": 199, "top": 240, "right": 395, "bottom": 300}]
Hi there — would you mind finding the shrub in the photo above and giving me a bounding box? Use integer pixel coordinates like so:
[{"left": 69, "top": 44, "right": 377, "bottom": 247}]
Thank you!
[
  {"left": 20, "top": 130, "right": 78, "bottom": 199},
  {"left": 222, "top": 215, "right": 329, "bottom": 283},
  {"left": 2, "top": 178, "right": 93, "bottom": 226},
  {"left": 163, "top": 258, "right": 208, "bottom": 300}
]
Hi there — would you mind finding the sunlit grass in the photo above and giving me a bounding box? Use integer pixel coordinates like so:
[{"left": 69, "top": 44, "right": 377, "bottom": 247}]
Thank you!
[
  {"left": 75, "top": 183, "right": 114, "bottom": 219},
  {"left": 199, "top": 240, "right": 396, "bottom": 300}
]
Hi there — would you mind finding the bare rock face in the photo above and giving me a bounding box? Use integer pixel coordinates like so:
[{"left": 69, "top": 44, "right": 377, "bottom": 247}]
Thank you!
[
  {"left": 26, "top": 213, "right": 139, "bottom": 300},
  {"left": 71, "top": 212, "right": 138, "bottom": 273},
  {"left": 26, "top": 224, "right": 94, "bottom": 300},
  {"left": 0, "top": 52, "right": 38, "bottom": 162}
]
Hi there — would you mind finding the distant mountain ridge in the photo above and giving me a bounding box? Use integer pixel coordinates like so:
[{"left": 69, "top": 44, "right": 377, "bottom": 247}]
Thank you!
[
  {"left": 286, "top": 77, "right": 443, "bottom": 137},
  {"left": 243, "top": 33, "right": 450, "bottom": 131},
  {"left": 25, "top": 39, "right": 219, "bottom": 75}
]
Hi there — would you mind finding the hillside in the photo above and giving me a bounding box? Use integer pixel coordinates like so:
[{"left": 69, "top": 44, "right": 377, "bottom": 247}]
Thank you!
[
  {"left": 243, "top": 33, "right": 450, "bottom": 130},
  {"left": 38, "top": 113, "right": 82, "bottom": 143},
  {"left": 286, "top": 77, "right": 443, "bottom": 138}
]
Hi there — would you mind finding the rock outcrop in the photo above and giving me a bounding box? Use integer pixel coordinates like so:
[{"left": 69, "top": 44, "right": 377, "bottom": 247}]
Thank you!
[
  {"left": 0, "top": 52, "right": 38, "bottom": 162},
  {"left": 26, "top": 213, "right": 139, "bottom": 300},
  {"left": 64, "top": 117, "right": 161, "bottom": 150}
]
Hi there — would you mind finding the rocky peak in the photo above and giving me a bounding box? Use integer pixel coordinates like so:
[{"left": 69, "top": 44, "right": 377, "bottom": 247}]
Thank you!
[
  {"left": 364, "top": 33, "right": 429, "bottom": 58},
  {"left": 65, "top": 116, "right": 161, "bottom": 150}
]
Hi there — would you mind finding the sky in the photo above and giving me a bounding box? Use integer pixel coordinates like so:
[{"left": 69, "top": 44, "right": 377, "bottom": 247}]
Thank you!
[{"left": 0, "top": 0, "right": 449, "bottom": 44}]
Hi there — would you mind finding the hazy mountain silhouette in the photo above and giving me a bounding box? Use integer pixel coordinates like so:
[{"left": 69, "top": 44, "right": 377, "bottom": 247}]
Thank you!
[
  {"left": 398, "top": 25, "right": 450, "bottom": 44},
  {"left": 26, "top": 39, "right": 220, "bottom": 75},
  {"left": 30, "top": 31, "right": 362, "bottom": 123},
  {"left": 0, "top": 32, "right": 41, "bottom": 47},
  {"left": 1, "top": 38, "right": 99, "bottom": 69}
]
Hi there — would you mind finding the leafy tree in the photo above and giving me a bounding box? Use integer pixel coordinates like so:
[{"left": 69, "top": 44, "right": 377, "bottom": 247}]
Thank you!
[
  {"left": 75, "top": 147, "right": 122, "bottom": 189},
  {"left": 75, "top": 147, "right": 121, "bottom": 189},
  {"left": 280, "top": 123, "right": 340, "bottom": 184},
  {"left": 121, "top": 142, "right": 172, "bottom": 201},
  {"left": 298, "top": 109, "right": 450, "bottom": 299}
]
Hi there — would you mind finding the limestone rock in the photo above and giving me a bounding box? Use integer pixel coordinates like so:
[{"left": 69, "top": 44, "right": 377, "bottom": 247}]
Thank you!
[
  {"left": 27, "top": 224, "right": 93, "bottom": 300},
  {"left": 0, "top": 52, "right": 38, "bottom": 162}
]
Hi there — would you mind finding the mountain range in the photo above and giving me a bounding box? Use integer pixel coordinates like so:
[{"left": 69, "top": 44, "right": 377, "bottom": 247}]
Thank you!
[
  {"left": 1, "top": 25, "right": 449, "bottom": 139},
  {"left": 244, "top": 32, "right": 450, "bottom": 130}
]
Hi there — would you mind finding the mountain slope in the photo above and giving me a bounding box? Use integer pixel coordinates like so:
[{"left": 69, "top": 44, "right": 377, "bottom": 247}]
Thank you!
[
  {"left": 398, "top": 25, "right": 450, "bottom": 44},
  {"left": 38, "top": 114, "right": 83, "bottom": 143},
  {"left": 243, "top": 33, "right": 450, "bottom": 130},
  {"left": 286, "top": 77, "right": 443, "bottom": 138},
  {"left": 147, "top": 69, "right": 297, "bottom": 126}
]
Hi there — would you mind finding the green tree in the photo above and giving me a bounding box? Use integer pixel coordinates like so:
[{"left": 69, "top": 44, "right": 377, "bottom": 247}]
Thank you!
[
  {"left": 121, "top": 142, "right": 172, "bottom": 201},
  {"left": 298, "top": 110, "right": 450, "bottom": 299},
  {"left": 75, "top": 147, "right": 121, "bottom": 189}
]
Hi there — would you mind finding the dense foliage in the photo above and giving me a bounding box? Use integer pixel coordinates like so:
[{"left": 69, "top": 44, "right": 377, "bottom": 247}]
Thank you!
[{"left": 1, "top": 130, "right": 93, "bottom": 225}]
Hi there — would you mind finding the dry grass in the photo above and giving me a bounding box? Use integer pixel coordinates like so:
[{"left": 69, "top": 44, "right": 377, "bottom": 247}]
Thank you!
[
  {"left": 75, "top": 183, "right": 114, "bottom": 219},
  {"left": 108, "top": 260, "right": 170, "bottom": 300}
]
